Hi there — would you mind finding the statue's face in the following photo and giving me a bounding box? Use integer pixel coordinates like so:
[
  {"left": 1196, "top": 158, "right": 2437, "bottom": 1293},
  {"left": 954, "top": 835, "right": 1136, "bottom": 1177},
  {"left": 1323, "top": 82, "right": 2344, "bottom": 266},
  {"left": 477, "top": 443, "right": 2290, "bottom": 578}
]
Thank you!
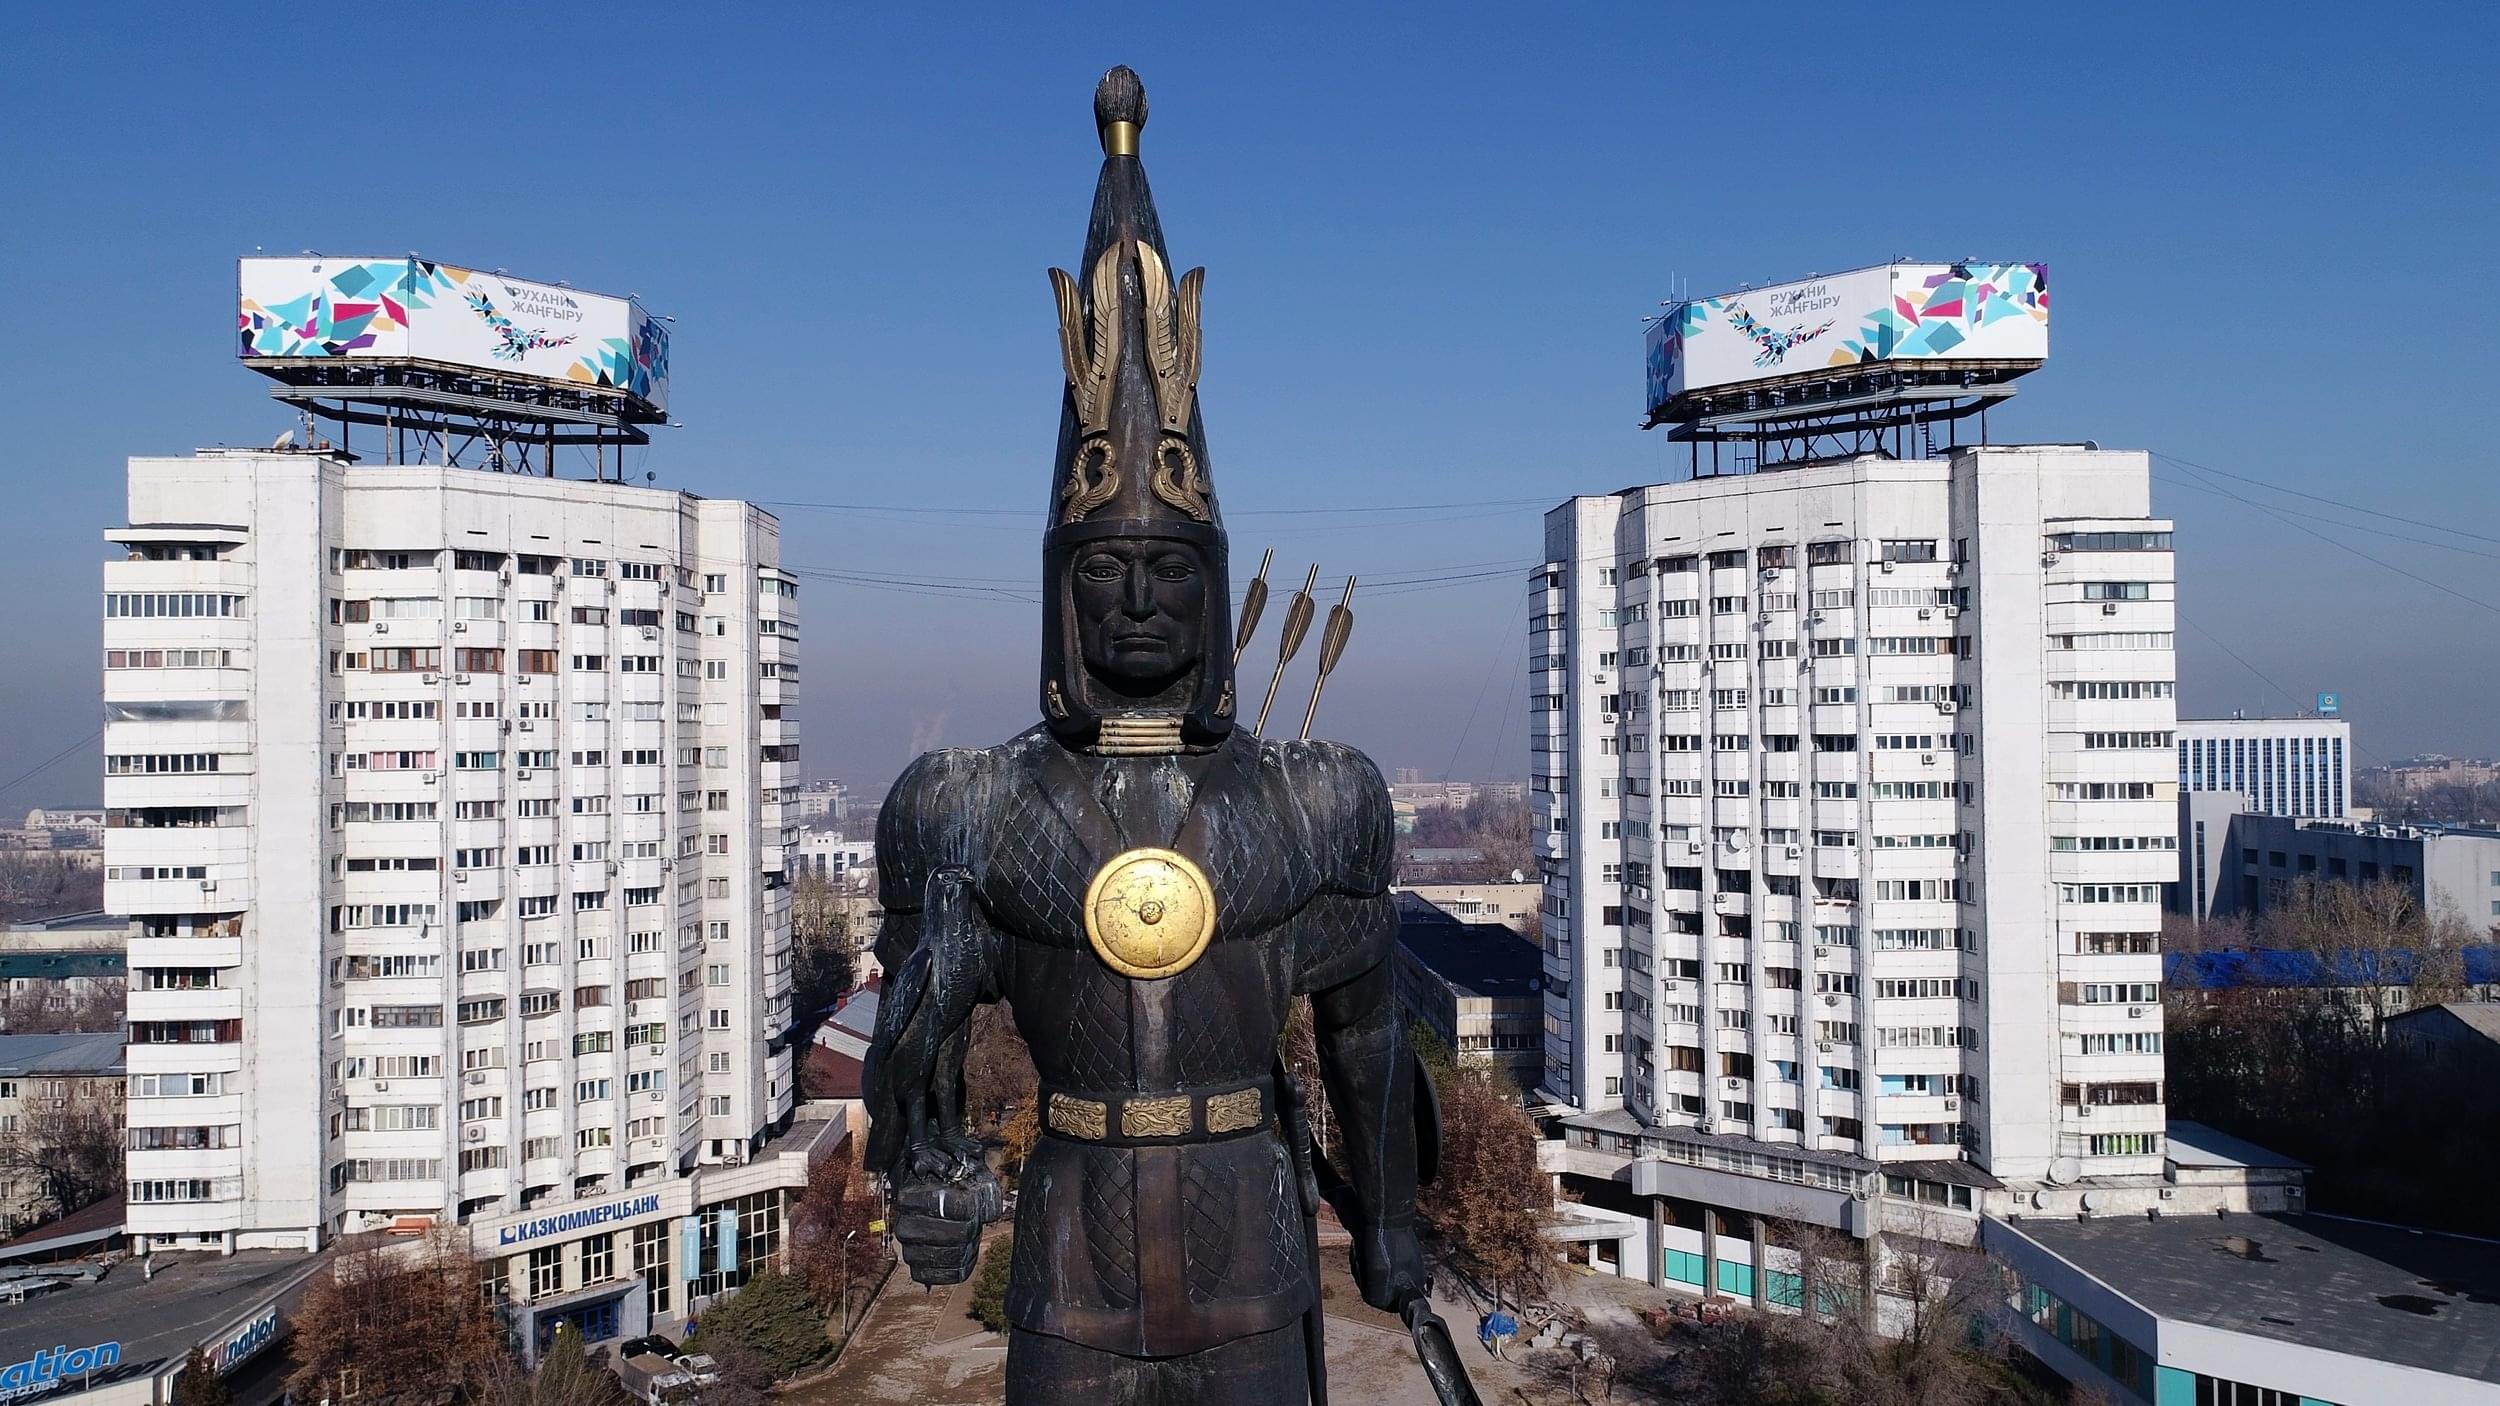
[{"left": 1072, "top": 539, "right": 1205, "bottom": 698}]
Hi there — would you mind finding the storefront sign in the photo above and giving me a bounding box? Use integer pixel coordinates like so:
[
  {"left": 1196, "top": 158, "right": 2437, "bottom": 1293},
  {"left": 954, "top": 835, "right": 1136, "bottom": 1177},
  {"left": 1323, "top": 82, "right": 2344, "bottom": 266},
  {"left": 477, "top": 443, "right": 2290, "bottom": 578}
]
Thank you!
[
  {"left": 0, "top": 1343, "right": 121, "bottom": 1402},
  {"left": 497, "top": 1192, "right": 664, "bottom": 1246},
  {"left": 205, "top": 1309, "right": 278, "bottom": 1374}
]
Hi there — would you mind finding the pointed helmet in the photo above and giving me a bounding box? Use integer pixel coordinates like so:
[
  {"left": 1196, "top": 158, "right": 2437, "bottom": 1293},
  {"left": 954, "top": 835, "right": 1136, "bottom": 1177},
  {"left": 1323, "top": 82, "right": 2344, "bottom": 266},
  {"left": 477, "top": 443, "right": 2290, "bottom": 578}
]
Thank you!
[{"left": 1039, "top": 66, "right": 1234, "bottom": 754}]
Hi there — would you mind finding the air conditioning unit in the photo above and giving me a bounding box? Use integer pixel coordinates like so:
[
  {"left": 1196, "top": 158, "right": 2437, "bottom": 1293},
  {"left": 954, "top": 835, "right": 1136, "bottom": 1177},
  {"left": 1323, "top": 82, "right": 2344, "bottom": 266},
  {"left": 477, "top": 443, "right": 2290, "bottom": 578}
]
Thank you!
[
  {"left": 649, "top": 1091, "right": 664, "bottom": 1104},
  {"left": 2158, "top": 1186, "right": 2176, "bottom": 1200},
  {"left": 1816, "top": 1040, "right": 1834, "bottom": 1052},
  {"left": 374, "top": 622, "right": 390, "bottom": 634},
  {"left": 201, "top": 879, "right": 218, "bottom": 893},
  {"left": 1687, "top": 842, "right": 1703, "bottom": 855},
  {"left": 642, "top": 627, "right": 659, "bottom": 641},
  {"left": 466, "top": 1127, "right": 487, "bottom": 1143},
  {"left": 2128, "top": 1005, "right": 2147, "bottom": 1019},
  {"left": 1785, "top": 845, "right": 1801, "bottom": 858},
  {"left": 518, "top": 720, "right": 533, "bottom": 731},
  {"left": 2078, "top": 1104, "right": 2095, "bottom": 1118},
  {"left": 1936, "top": 700, "right": 1959, "bottom": 714},
  {"left": 423, "top": 771, "right": 439, "bottom": 784},
  {"left": 374, "top": 1080, "right": 390, "bottom": 1092},
  {"left": 468, "top": 1071, "right": 487, "bottom": 1086},
  {"left": 605, "top": 580, "right": 618, "bottom": 595},
  {"left": 1942, "top": 605, "right": 1961, "bottom": 618},
  {"left": 607, "top": 862, "right": 620, "bottom": 876},
  {"left": 1916, "top": 608, "right": 1932, "bottom": 620},
  {"left": 1822, "top": 994, "right": 1839, "bottom": 1007},
  {"left": 1880, "top": 561, "right": 1896, "bottom": 574},
  {"left": 453, "top": 621, "right": 469, "bottom": 633},
  {"left": 1695, "top": 1118, "right": 1715, "bottom": 1134},
  {"left": 1725, "top": 1077, "right": 1744, "bottom": 1092},
  {"left": 423, "top": 673, "right": 441, "bottom": 684},
  {"left": 1813, "top": 945, "right": 1829, "bottom": 957},
  {"left": 1921, "top": 753, "right": 1938, "bottom": 766},
  {"left": 1806, "top": 613, "right": 1824, "bottom": 626},
  {"left": 2040, "top": 552, "right": 2060, "bottom": 568},
  {"left": 454, "top": 873, "right": 468, "bottom": 886},
  {"left": 1601, "top": 712, "right": 1618, "bottom": 724},
  {"left": 517, "top": 769, "right": 534, "bottom": 780},
  {"left": 499, "top": 570, "right": 513, "bottom": 585},
  {"left": 1662, "top": 979, "right": 1680, "bottom": 992}
]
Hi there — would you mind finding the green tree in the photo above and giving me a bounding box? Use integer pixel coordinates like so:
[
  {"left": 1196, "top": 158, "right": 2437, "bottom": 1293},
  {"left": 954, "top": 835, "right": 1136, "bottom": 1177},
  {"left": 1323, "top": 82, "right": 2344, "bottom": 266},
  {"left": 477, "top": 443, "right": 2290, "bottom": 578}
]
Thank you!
[
  {"left": 967, "top": 1233, "right": 1014, "bottom": 1333},
  {"left": 528, "top": 1323, "right": 628, "bottom": 1406},
  {"left": 170, "top": 1349, "right": 230, "bottom": 1406},
  {"left": 689, "top": 1271, "right": 827, "bottom": 1379}
]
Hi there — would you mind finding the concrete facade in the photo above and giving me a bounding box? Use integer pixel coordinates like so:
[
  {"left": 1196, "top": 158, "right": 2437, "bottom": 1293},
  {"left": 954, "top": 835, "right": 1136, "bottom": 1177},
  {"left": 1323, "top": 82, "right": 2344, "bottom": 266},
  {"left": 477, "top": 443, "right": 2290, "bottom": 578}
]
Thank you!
[
  {"left": 103, "top": 453, "right": 806, "bottom": 1262},
  {"left": 1532, "top": 446, "right": 2176, "bottom": 1194}
]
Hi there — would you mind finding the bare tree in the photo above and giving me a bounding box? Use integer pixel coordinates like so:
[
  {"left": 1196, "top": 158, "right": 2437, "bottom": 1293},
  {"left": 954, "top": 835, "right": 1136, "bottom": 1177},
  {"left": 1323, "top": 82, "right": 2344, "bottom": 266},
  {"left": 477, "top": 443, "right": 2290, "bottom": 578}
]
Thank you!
[
  {"left": 1417, "top": 1062, "right": 1552, "bottom": 1311},
  {"left": 2, "top": 978, "right": 126, "bottom": 1034},
  {"left": 0, "top": 1078, "right": 122, "bottom": 1227},
  {"left": 285, "top": 1232, "right": 518, "bottom": 1406},
  {"left": 1686, "top": 1214, "right": 2023, "bottom": 1406},
  {"left": 961, "top": 1001, "right": 1038, "bottom": 1135},
  {"left": 0, "top": 853, "right": 102, "bottom": 925},
  {"left": 787, "top": 1142, "right": 887, "bottom": 1324},
  {"left": 788, "top": 871, "right": 858, "bottom": 1029}
]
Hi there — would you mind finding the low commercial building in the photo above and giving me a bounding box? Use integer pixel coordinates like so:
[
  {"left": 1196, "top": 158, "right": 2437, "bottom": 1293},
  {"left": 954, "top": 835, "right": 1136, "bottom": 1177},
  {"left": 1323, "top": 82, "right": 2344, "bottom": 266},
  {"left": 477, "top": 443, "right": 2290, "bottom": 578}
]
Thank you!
[
  {"left": 1391, "top": 893, "right": 1542, "bottom": 1087},
  {"left": 2167, "top": 809, "right": 2500, "bottom": 926},
  {"left": 2383, "top": 1001, "right": 2500, "bottom": 1078},
  {"left": 1392, "top": 882, "right": 1541, "bottom": 935},
  {"left": 0, "top": 1248, "right": 326, "bottom": 1406},
  {"left": 1988, "top": 1209, "right": 2500, "bottom": 1405}
]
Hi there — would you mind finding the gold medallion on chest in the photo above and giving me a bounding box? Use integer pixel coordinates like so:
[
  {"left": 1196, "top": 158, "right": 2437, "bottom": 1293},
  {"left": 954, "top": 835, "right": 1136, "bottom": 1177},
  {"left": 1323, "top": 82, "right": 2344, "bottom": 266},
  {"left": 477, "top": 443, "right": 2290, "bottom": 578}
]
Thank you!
[{"left": 1083, "top": 846, "right": 1215, "bottom": 979}]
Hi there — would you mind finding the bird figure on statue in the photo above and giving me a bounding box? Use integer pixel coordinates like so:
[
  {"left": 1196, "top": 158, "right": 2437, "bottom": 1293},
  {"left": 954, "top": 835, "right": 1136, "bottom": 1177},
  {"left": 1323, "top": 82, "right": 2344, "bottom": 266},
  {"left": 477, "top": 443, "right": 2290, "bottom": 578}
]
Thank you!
[{"left": 862, "top": 67, "right": 1470, "bottom": 1406}]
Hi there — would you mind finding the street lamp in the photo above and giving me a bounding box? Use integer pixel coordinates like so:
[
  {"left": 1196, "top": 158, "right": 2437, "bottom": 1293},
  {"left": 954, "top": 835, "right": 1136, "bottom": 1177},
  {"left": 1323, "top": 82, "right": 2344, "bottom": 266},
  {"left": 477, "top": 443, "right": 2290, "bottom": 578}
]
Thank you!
[{"left": 840, "top": 1229, "right": 860, "bottom": 1336}]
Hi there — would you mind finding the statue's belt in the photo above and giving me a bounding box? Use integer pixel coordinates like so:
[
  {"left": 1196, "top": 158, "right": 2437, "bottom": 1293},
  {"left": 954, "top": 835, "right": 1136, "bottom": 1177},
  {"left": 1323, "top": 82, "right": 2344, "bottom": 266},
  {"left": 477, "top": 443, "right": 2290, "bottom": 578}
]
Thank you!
[{"left": 1041, "top": 1075, "right": 1271, "bottom": 1146}]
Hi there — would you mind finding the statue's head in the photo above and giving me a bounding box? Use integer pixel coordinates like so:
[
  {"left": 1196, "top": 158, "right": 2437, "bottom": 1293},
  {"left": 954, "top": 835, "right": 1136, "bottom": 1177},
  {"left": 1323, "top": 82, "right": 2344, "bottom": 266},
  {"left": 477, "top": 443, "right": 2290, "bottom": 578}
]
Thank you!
[{"left": 1038, "top": 67, "right": 1234, "bottom": 755}]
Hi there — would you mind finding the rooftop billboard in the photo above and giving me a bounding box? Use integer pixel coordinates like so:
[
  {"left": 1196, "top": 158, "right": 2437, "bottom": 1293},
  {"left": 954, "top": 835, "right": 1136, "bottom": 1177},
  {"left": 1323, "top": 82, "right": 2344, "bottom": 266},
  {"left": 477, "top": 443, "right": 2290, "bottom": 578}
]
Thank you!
[
  {"left": 237, "top": 257, "right": 671, "bottom": 416},
  {"left": 1646, "top": 262, "right": 2047, "bottom": 413}
]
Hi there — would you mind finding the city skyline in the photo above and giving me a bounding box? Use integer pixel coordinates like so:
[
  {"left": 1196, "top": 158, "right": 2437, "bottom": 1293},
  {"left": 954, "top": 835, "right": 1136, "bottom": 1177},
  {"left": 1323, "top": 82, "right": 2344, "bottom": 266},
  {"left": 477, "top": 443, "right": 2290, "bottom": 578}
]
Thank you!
[{"left": 6, "top": 3, "right": 2499, "bottom": 801}]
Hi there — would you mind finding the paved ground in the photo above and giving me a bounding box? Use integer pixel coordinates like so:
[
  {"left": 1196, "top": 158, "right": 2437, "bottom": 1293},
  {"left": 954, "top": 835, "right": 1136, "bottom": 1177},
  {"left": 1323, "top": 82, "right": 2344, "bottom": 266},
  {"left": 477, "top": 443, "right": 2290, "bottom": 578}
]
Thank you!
[{"left": 786, "top": 1231, "right": 1695, "bottom": 1405}]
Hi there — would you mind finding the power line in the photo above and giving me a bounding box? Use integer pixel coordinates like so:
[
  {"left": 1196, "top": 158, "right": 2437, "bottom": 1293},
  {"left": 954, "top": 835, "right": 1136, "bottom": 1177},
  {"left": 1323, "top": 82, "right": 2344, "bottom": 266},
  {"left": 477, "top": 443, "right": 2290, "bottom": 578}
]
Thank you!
[
  {"left": 2162, "top": 459, "right": 2500, "bottom": 619},
  {"left": 0, "top": 729, "right": 103, "bottom": 804},
  {"left": 2153, "top": 472, "right": 2500, "bottom": 562},
  {"left": 2151, "top": 451, "right": 2500, "bottom": 548}
]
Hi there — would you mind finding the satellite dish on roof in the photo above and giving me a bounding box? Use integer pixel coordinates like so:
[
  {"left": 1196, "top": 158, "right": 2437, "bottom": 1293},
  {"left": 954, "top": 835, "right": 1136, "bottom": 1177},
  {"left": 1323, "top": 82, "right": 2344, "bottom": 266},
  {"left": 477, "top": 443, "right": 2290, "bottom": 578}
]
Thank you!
[
  {"left": 2047, "top": 1156, "right": 2082, "bottom": 1186},
  {"left": 2079, "top": 1191, "right": 2100, "bottom": 1214}
]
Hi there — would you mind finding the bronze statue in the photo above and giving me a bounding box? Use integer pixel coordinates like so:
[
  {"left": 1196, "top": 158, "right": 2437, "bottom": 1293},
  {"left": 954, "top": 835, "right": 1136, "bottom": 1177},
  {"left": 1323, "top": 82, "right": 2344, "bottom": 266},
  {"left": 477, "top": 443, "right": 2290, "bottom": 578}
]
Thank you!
[{"left": 863, "top": 67, "right": 1470, "bottom": 1406}]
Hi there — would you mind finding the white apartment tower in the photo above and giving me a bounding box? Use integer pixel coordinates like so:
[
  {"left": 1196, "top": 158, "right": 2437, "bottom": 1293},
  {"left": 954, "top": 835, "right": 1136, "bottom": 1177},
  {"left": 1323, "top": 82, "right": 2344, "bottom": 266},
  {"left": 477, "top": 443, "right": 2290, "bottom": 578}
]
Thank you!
[
  {"left": 1532, "top": 446, "right": 2176, "bottom": 1195},
  {"left": 106, "top": 452, "right": 803, "bottom": 1256}
]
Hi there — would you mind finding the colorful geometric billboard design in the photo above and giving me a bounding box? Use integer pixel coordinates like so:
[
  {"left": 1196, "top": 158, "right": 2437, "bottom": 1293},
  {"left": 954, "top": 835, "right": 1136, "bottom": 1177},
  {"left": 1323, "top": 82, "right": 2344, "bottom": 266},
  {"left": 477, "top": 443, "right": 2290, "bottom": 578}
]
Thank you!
[
  {"left": 1647, "top": 262, "right": 2047, "bottom": 412},
  {"left": 238, "top": 256, "right": 671, "bottom": 416}
]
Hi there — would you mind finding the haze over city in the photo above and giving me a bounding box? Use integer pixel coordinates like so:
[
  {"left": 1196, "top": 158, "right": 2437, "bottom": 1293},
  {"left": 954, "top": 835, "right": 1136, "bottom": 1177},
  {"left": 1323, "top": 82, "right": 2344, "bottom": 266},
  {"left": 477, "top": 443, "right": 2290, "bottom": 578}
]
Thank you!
[{"left": 4, "top": 0, "right": 2495, "bottom": 802}]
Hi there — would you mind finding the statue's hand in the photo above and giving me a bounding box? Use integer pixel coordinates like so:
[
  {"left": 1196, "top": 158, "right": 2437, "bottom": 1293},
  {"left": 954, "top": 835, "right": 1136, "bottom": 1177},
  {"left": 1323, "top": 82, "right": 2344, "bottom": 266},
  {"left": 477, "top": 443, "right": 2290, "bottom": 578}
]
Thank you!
[
  {"left": 891, "top": 1164, "right": 1004, "bottom": 1288},
  {"left": 1351, "top": 1218, "right": 1430, "bottom": 1314}
]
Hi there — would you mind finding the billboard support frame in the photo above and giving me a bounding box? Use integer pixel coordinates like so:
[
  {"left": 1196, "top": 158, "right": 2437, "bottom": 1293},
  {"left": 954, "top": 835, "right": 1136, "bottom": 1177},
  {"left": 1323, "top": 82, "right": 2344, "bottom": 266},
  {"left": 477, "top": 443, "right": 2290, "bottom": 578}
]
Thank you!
[{"left": 237, "top": 255, "right": 671, "bottom": 480}]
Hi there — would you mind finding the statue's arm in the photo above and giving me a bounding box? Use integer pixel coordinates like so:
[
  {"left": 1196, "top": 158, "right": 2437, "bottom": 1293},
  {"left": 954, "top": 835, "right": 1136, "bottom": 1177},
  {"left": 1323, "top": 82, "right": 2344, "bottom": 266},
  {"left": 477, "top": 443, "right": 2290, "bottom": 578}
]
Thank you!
[{"left": 1291, "top": 742, "right": 1427, "bottom": 1312}]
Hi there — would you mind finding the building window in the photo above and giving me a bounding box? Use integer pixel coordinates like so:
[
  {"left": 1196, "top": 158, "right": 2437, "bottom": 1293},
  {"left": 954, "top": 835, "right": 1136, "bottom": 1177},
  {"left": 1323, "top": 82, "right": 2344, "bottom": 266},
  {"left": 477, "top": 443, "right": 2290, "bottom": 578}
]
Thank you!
[{"left": 528, "top": 1246, "right": 563, "bottom": 1299}]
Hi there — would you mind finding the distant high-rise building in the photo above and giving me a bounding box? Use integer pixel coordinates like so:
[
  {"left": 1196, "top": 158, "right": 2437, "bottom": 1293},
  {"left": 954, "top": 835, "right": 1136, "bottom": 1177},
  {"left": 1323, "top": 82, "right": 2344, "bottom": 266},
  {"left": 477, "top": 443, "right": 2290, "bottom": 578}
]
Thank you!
[
  {"left": 105, "top": 452, "right": 816, "bottom": 1320},
  {"left": 2176, "top": 717, "right": 2351, "bottom": 820},
  {"left": 1533, "top": 446, "right": 2177, "bottom": 1198}
]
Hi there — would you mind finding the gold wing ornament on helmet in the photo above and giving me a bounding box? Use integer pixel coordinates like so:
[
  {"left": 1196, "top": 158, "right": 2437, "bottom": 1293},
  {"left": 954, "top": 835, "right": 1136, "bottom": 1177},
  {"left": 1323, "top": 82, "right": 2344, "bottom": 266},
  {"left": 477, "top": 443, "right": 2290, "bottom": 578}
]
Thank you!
[{"left": 1049, "top": 246, "right": 1128, "bottom": 523}]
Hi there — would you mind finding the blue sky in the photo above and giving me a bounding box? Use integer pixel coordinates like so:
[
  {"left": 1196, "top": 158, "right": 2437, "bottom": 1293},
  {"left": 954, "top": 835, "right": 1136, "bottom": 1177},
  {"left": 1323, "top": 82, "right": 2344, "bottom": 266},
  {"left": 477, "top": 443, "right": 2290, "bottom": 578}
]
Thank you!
[{"left": 4, "top": 2, "right": 2496, "bottom": 803}]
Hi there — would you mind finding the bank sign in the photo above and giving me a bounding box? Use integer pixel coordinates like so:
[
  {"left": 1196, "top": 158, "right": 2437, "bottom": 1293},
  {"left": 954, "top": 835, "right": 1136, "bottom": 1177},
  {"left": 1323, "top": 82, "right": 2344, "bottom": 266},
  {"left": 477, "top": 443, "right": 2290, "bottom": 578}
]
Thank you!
[
  {"left": 0, "top": 1343, "right": 120, "bottom": 1403},
  {"left": 498, "top": 1192, "right": 664, "bottom": 1246}
]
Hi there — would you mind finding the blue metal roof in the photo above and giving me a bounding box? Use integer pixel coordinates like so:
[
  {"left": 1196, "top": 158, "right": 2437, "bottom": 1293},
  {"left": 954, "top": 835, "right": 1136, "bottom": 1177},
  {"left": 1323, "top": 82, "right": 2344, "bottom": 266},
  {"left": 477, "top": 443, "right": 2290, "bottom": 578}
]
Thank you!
[{"left": 2163, "top": 945, "right": 2500, "bottom": 990}]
